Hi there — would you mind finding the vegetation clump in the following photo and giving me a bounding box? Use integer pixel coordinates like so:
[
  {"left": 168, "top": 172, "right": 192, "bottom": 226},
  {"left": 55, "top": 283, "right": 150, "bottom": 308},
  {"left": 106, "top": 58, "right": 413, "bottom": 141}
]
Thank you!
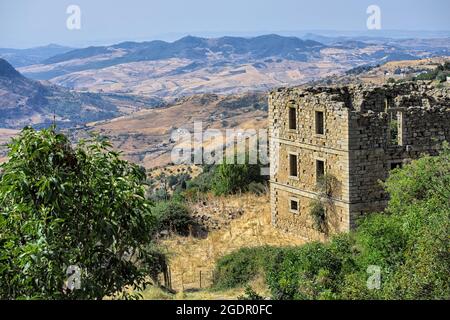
[
  {"left": 152, "top": 200, "right": 194, "bottom": 236},
  {"left": 414, "top": 61, "right": 450, "bottom": 82},
  {"left": 183, "top": 160, "right": 267, "bottom": 199}
]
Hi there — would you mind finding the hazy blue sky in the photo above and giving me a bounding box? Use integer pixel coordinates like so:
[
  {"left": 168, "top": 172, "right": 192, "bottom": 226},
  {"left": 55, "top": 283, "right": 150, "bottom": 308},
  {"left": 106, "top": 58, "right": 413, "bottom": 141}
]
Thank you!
[{"left": 1, "top": 0, "right": 449, "bottom": 48}]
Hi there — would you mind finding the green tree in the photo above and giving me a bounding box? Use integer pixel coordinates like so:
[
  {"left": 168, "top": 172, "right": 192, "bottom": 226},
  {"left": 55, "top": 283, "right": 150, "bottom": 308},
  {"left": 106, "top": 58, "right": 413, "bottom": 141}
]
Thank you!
[
  {"left": 0, "top": 127, "right": 165, "bottom": 299},
  {"left": 152, "top": 200, "right": 193, "bottom": 236},
  {"left": 212, "top": 162, "right": 264, "bottom": 196}
]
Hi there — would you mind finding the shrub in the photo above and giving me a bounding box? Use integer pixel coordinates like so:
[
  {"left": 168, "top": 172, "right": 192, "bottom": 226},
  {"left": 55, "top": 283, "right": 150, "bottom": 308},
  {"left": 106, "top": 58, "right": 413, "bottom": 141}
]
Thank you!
[
  {"left": 152, "top": 200, "right": 193, "bottom": 236},
  {"left": 185, "top": 165, "right": 215, "bottom": 198},
  {"left": 0, "top": 127, "right": 164, "bottom": 299},
  {"left": 266, "top": 243, "right": 343, "bottom": 300},
  {"left": 387, "top": 78, "right": 396, "bottom": 84},
  {"left": 148, "top": 187, "right": 170, "bottom": 202},
  {"left": 309, "top": 200, "right": 326, "bottom": 232},
  {"left": 185, "top": 162, "right": 267, "bottom": 197},
  {"left": 212, "top": 247, "right": 277, "bottom": 289},
  {"left": 212, "top": 163, "right": 265, "bottom": 196}
]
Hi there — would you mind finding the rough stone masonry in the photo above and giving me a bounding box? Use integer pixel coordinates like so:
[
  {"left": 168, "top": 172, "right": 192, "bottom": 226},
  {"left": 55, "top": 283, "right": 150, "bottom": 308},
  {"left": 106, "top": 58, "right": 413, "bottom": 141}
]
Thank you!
[{"left": 268, "top": 81, "right": 450, "bottom": 241}]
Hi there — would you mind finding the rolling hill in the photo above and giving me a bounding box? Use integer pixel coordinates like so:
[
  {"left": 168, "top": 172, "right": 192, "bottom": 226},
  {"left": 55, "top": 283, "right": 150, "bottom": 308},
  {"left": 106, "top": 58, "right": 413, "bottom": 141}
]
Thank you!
[{"left": 0, "top": 58, "right": 162, "bottom": 129}]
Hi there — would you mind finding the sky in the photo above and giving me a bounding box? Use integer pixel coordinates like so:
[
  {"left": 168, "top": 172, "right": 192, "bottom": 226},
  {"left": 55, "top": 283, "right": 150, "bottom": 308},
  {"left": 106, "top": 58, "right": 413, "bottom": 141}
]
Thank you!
[{"left": 1, "top": 0, "right": 450, "bottom": 48}]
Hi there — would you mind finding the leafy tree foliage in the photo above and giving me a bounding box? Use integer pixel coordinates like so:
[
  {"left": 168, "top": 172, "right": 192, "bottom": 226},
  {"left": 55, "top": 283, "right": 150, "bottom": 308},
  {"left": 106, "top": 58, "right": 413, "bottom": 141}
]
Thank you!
[
  {"left": 0, "top": 127, "right": 165, "bottom": 299},
  {"left": 152, "top": 200, "right": 193, "bottom": 236},
  {"left": 211, "top": 161, "right": 266, "bottom": 196}
]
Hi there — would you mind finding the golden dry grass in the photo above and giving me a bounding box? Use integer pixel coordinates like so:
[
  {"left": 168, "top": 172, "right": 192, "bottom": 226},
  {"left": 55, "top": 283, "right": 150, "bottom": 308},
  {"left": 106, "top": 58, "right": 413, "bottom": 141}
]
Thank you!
[
  {"left": 141, "top": 285, "right": 246, "bottom": 300},
  {"left": 142, "top": 193, "right": 305, "bottom": 299},
  {"left": 148, "top": 164, "right": 202, "bottom": 180}
]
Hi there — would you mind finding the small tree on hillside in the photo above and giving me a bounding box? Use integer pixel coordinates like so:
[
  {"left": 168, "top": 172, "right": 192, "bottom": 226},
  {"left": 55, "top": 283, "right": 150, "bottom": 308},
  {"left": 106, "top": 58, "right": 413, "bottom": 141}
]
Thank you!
[{"left": 212, "top": 162, "right": 264, "bottom": 196}]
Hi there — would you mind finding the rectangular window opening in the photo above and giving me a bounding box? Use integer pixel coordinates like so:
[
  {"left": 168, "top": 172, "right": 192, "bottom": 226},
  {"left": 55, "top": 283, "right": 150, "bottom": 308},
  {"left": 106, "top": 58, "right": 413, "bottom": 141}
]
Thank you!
[
  {"left": 289, "top": 154, "right": 298, "bottom": 178},
  {"left": 389, "top": 112, "right": 402, "bottom": 146},
  {"left": 316, "top": 159, "right": 325, "bottom": 183},
  {"left": 315, "top": 111, "right": 324, "bottom": 135},
  {"left": 289, "top": 107, "right": 297, "bottom": 130},
  {"left": 290, "top": 199, "right": 299, "bottom": 213}
]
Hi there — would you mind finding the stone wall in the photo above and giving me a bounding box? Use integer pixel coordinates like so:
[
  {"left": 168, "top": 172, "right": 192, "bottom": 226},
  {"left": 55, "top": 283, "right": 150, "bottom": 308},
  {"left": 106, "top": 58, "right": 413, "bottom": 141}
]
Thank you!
[
  {"left": 269, "top": 81, "right": 450, "bottom": 240},
  {"left": 269, "top": 86, "right": 352, "bottom": 240}
]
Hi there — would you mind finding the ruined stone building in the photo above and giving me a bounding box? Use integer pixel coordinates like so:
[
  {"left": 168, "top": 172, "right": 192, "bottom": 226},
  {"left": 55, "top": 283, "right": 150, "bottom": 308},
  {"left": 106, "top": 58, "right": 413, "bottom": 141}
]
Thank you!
[{"left": 269, "top": 82, "right": 450, "bottom": 241}]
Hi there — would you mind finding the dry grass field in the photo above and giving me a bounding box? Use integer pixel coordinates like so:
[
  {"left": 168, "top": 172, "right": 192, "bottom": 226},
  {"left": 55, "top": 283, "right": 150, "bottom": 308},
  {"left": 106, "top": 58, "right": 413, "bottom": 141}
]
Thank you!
[{"left": 141, "top": 193, "right": 305, "bottom": 299}]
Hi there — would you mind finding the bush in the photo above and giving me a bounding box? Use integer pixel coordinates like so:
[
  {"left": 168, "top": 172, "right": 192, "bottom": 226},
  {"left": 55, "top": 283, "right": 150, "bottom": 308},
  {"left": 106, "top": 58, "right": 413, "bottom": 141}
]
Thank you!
[
  {"left": 213, "top": 247, "right": 277, "bottom": 289},
  {"left": 266, "top": 243, "right": 343, "bottom": 300},
  {"left": 185, "top": 162, "right": 267, "bottom": 198},
  {"left": 152, "top": 200, "right": 193, "bottom": 236},
  {"left": 309, "top": 200, "right": 326, "bottom": 232},
  {"left": 387, "top": 78, "right": 396, "bottom": 84},
  {"left": 148, "top": 187, "right": 170, "bottom": 202},
  {"left": 0, "top": 127, "right": 165, "bottom": 299},
  {"left": 212, "top": 163, "right": 265, "bottom": 196},
  {"left": 185, "top": 165, "right": 215, "bottom": 198}
]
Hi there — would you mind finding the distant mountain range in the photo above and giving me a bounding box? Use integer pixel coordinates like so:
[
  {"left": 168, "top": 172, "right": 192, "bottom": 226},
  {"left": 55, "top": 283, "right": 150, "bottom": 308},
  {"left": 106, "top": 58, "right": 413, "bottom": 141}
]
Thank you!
[
  {"left": 0, "top": 44, "right": 74, "bottom": 68},
  {"left": 0, "top": 58, "right": 162, "bottom": 129},
  {"left": 20, "top": 35, "right": 324, "bottom": 79},
  {"left": 12, "top": 34, "right": 449, "bottom": 100},
  {"left": 1, "top": 34, "right": 449, "bottom": 129}
]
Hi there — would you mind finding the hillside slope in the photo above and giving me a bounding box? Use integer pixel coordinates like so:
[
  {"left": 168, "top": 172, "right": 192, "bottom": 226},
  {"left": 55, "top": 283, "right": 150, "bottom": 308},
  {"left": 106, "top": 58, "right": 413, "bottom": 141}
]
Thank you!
[
  {"left": 0, "top": 58, "right": 162, "bottom": 129},
  {"left": 69, "top": 92, "right": 268, "bottom": 169},
  {"left": 142, "top": 193, "right": 305, "bottom": 299}
]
